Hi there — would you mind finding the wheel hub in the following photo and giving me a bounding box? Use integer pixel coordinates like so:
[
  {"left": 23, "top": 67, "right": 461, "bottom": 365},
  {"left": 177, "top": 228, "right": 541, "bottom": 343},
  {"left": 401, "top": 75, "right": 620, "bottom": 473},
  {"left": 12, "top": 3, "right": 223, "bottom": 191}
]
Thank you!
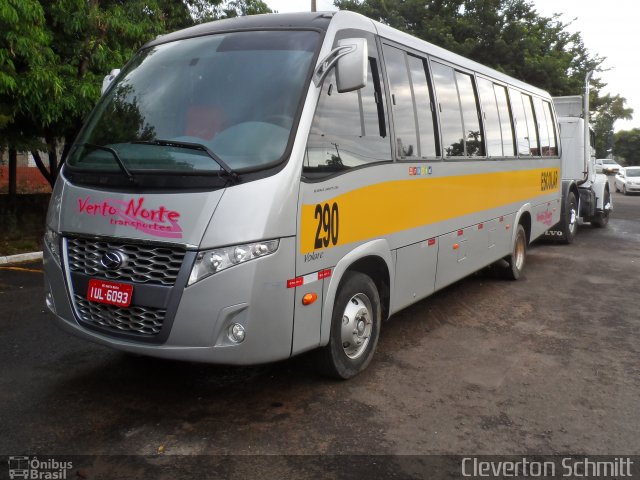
[
  {"left": 514, "top": 233, "right": 526, "bottom": 271},
  {"left": 340, "top": 294, "right": 373, "bottom": 359}
]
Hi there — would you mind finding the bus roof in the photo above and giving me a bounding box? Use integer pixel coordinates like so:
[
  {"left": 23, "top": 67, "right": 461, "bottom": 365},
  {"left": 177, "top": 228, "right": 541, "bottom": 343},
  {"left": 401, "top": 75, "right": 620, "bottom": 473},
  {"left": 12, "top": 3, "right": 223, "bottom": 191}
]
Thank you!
[
  {"left": 144, "top": 12, "right": 335, "bottom": 48},
  {"left": 144, "top": 10, "right": 552, "bottom": 99}
]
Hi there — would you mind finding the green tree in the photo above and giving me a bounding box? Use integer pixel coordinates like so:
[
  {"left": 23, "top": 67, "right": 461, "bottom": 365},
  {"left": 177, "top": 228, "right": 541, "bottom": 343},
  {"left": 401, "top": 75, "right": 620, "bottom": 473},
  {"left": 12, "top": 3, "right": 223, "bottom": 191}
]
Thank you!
[
  {"left": 591, "top": 94, "right": 633, "bottom": 158},
  {"left": 221, "top": 0, "right": 272, "bottom": 16},
  {"left": 613, "top": 129, "right": 640, "bottom": 166},
  {"left": 0, "top": 0, "right": 57, "bottom": 195},
  {"left": 0, "top": 0, "right": 271, "bottom": 189}
]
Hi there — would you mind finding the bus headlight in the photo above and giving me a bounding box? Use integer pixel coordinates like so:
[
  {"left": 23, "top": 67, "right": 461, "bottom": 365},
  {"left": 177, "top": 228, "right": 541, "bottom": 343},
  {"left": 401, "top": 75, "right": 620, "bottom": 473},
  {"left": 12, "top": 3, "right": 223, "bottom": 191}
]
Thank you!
[
  {"left": 188, "top": 239, "right": 279, "bottom": 286},
  {"left": 44, "top": 229, "right": 61, "bottom": 264}
]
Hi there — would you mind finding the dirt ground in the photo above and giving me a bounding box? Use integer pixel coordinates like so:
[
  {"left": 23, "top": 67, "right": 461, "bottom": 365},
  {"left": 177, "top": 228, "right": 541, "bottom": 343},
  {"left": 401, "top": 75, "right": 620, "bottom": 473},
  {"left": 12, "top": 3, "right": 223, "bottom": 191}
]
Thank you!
[{"left": 0, "top": 180, "right": 638, "bottom": 478}]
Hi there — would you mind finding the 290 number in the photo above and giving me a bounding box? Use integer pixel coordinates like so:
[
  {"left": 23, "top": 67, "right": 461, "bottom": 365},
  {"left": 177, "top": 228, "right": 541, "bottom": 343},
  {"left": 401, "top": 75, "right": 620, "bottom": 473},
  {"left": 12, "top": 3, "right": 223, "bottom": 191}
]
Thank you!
[{"left": 314, "top": 202, "right": 339, "bottom": 249}]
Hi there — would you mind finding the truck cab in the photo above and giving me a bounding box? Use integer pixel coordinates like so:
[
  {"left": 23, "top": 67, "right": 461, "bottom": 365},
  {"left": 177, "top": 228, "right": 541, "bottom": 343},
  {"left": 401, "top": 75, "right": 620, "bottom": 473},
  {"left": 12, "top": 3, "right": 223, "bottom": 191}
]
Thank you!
[{"left": 545, "top": 95, "right": 611, "bottom": 242}]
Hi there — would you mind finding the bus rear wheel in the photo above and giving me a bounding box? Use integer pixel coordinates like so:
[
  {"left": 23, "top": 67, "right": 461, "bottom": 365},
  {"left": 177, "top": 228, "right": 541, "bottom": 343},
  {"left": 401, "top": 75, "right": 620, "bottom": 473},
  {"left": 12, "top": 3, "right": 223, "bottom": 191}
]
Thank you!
[
  {"left": 505, "top": 224, "right": 527, "bottom": 280},
  {"left": 315, "top": 271, "right": 381, "bottom": 379}
]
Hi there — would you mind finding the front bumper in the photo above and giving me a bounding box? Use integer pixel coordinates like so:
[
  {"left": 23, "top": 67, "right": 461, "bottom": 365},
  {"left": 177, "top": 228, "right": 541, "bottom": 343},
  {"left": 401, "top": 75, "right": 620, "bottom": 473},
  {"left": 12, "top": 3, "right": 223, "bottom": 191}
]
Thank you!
[{"left": 44, "top": 237, "right": 297, "bottom": 365}]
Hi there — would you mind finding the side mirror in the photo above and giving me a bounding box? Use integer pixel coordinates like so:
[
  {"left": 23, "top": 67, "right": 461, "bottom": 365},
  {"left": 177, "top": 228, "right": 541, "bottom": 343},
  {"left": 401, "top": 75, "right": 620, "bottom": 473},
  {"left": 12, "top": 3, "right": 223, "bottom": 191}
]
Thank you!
[
  {"left": 335, "top": 38, "right": 367, "bottom": 93},
  {"left": 101, "top": 68, "right": 121, "bottom": 95},
  {"left": 313, "top": 38, "right": 367, "bottom": 92}
]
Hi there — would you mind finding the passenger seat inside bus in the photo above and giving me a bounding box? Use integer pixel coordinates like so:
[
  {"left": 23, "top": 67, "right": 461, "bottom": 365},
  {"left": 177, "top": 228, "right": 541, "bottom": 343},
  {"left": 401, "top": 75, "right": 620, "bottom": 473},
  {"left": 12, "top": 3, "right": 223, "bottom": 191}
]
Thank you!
[{"left": 184, "top": 105, "right": 226, "bottom": 141}]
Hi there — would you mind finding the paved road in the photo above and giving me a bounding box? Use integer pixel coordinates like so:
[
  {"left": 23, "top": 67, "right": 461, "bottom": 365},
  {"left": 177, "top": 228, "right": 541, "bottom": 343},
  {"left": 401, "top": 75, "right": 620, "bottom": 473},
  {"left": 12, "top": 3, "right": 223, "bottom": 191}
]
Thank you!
[{"left": 1, "top": 183, "right": 638, "bottom": 477}]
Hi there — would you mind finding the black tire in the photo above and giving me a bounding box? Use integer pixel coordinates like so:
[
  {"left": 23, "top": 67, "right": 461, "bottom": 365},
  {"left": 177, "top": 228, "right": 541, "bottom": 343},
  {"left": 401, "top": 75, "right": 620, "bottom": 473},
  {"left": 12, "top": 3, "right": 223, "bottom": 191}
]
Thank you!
[
  {"left": 558, "top": 191, "right": 578, "bottom": 244},
  {"left": 315, "top": 271, "right": 381, "bottom": 379},
  {"left": 622, "top": 185, "right": 628, "bottom": 196},
  {"left": 591, "top": 188, "right": 610, "bottom": 228},
  {"left": 614, "top": 183, "right": 620, "bottom": 192},
  {"left": 504, "top": 224, "right": 527, "bottom": 280}
]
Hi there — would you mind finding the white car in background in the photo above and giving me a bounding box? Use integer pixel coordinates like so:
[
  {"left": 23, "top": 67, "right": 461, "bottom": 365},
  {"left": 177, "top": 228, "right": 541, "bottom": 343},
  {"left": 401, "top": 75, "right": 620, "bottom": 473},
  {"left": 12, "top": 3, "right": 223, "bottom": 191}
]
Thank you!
[
  {"left": 595, "top": 158, "right": 622, "bottom": 174},
  {"left": 614, "top": 167, "right": 640, "bottom": 195}
]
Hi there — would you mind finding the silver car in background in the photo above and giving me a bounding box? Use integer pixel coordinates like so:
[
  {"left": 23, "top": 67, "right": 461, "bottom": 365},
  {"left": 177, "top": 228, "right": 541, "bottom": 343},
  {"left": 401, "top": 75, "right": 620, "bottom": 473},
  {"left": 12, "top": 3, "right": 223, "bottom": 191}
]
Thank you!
[
  {"left": 595, "top": 158, "right": 622, "bottom": 175},
  {"left": 614, "top": 167, "right": 640, "bottom": 195}
]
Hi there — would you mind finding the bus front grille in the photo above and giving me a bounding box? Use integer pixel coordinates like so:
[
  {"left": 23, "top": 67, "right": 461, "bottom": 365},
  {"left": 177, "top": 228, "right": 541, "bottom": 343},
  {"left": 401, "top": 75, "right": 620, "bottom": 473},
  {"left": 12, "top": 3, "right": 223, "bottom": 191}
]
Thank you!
[
  {"left": 66, "top": 236, "right": 186, "bottom": 286},
  {"left": 74, "top": 295, "right": 166, "bottom": 336}
]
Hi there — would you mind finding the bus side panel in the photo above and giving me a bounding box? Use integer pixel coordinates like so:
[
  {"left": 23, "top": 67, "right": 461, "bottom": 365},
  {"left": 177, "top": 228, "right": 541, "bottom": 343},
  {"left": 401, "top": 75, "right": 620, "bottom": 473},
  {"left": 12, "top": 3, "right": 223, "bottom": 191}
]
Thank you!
[
  {"left": 531, "top": 199, "right": 562, "bottom": 240},
  {"left": 433, "top": 215, "right": 516, "bottom": 292},
  {"left": 393, "top": 238, "right": 438, "bottom": 311},
  {"left": 292, "top": 276, "right": 325, "bottom": 354}
]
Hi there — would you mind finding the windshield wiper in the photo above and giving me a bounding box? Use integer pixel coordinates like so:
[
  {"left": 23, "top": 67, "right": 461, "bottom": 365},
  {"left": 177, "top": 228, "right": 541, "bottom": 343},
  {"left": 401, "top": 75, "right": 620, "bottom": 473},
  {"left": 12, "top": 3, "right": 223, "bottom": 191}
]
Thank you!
[
  {"left": 132, "top": 139, "right": 239, "bottom": 183},
  {"left": 82, "top": 143, "right": 135, "bottom": 183}
]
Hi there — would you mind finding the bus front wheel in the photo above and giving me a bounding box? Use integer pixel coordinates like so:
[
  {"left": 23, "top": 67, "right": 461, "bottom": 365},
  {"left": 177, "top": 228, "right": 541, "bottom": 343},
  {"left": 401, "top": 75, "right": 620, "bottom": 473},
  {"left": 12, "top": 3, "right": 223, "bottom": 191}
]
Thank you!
[
  {"left": 505, "top": 224, "right": 527, "bottom": 280},
  {"left": 315, "top": 271, "right": 381, "bottom": 379}
]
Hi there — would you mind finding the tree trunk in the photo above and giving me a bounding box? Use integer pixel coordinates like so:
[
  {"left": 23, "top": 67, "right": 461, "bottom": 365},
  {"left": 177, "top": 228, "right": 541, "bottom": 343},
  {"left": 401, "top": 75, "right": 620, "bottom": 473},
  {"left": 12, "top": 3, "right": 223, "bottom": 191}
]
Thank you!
[
  {"left": 31, "top": 136, "right": 59, "bottom": 188},
  {"left": 46, "top": 135, "right": 58, "bottom": 186},
  {"left": 8, "top": 148, "right": 17, "bottom": 198},
  {"left": 31, "top": 150, "right": 53, "bottom": 187}
]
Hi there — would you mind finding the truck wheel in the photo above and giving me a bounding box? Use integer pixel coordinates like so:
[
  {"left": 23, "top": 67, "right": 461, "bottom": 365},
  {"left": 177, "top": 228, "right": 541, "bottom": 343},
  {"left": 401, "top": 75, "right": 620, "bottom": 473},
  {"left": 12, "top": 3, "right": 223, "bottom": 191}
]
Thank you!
[
  {"left": 315, "top": 271, "right": 381, "bottom": 379},
  {"left": 591, "top": 189, "right": 610, "bottom": 228},
  {"left": 559, "top": 192, "right": 578, "bottom": 244},
  {"left": 504, "top": 224, "right": 527, "bottom": 280}
]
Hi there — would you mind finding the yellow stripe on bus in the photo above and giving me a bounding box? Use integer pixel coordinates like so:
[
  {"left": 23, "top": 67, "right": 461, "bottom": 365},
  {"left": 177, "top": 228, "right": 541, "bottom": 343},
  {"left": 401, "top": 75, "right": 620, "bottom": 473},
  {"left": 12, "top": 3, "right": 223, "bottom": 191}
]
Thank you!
[{"left": 300, "top": 167, "right": 559, "bottom": 254}]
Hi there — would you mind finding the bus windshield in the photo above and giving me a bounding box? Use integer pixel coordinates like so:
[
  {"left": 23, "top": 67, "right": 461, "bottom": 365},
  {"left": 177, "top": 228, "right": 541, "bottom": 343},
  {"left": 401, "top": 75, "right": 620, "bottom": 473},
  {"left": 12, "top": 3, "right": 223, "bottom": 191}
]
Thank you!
[{"left": 68, "top": 30, "right": 319, "bottom": 175}]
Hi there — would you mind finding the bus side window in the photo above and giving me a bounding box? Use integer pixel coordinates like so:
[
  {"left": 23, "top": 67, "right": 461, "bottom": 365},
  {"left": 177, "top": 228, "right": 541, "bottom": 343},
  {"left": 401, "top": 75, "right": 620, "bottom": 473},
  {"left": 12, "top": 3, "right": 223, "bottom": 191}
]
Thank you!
[
  {"left": 383, "top": 45, "right": 419, "bottom": 158},
  {"left": 431, "top": 61, "right": 465, "bottom": 157},
  {"left": 407, "top": 54, "right": 439, "bottom": 158},
  {"left": 494, "top": 84, "right": 515, "bottom": 156},
  {"left": 432, "top": 61, "right": 484, "bottom": 158},
  {"left": 478, "top": 77, "right": 503, "bottom": 157},
  {"left": 543, "top": 100, "right": 558, "bottom": 156},
  {"left": 522, "top": 94, "right": 540, "bottom": 156},
  {"left": 533, "top": 97, "right": 551, "bottom": 156},
  {"left": 304, "top": 58, "right": 391, "bottom": 177},
  {"left": 455, "top": 71, "right": 484, "bottom": 157},
  {"left": 509, "top": 89, "right": 531, "bottom": 156}
]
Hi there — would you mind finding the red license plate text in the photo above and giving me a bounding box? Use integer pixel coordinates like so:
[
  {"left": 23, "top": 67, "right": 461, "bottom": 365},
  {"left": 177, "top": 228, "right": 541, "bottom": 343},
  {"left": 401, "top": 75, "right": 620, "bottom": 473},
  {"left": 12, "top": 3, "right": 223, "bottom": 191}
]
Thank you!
[{"left": 87, "top": 279, "right": 133, "bottom": 307}]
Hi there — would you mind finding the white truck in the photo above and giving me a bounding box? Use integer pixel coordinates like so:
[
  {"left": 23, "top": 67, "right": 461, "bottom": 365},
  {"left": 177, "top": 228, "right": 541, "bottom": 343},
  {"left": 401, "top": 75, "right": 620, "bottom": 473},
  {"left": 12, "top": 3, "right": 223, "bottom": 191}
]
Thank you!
[{"left": 545, "top": 73, "right": 611, "bottom": 243}]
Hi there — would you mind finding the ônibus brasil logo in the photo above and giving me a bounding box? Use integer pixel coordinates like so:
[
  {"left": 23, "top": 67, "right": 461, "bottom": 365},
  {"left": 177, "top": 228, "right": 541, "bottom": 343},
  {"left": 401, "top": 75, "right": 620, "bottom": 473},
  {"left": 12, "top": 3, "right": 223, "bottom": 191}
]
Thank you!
[
  {"left": 8, "top": 456, "right": 73, "bottom": 479},
  {"left": 77, "top": 196, "right": 183, "bottom": 239}
]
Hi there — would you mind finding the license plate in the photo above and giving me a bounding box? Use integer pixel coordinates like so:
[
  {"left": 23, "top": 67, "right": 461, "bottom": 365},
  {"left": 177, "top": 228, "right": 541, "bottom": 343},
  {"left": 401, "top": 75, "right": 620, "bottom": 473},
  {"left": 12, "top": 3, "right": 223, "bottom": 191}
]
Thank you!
[{"left": 87, "top": 279, "right": 133, "bottom": 307}]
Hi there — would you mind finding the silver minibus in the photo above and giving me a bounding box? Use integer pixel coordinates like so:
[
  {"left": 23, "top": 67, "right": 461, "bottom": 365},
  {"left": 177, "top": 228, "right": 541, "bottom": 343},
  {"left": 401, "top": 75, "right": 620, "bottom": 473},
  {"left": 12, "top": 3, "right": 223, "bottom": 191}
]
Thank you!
[{"left": 43, "top": 11, "right": 562, "bottom": 378}]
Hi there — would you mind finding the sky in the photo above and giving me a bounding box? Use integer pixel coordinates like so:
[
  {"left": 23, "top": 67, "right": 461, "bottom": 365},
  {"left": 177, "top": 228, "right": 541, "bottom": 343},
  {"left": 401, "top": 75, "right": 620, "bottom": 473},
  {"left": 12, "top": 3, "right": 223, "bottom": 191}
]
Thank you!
[{"left": 265, "top": 0, "right": 640, "bottom": 132}]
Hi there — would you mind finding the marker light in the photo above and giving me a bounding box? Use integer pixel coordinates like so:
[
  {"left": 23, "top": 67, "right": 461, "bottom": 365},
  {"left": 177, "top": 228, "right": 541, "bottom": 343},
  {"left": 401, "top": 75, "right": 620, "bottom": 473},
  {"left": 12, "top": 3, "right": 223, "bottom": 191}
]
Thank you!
[
  {"left": 302, "top": 292, "right": 318, "bottom": 305},
  {"left": 188, "top": 239, "right": 279, "bottom": 286}
]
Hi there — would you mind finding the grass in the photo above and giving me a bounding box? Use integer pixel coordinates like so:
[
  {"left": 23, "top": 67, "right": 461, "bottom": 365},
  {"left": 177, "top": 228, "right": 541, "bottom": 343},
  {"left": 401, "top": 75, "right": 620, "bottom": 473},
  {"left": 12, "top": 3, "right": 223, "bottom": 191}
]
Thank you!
[
  {"left": 0, "top": 236, "right": 42, "bottom": 256},
  {"left": 0, "top": 197, "right": 46, "bottom": 256},
  {"left": 0, "top": 219, "right": 44, "bottom": 256}
]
